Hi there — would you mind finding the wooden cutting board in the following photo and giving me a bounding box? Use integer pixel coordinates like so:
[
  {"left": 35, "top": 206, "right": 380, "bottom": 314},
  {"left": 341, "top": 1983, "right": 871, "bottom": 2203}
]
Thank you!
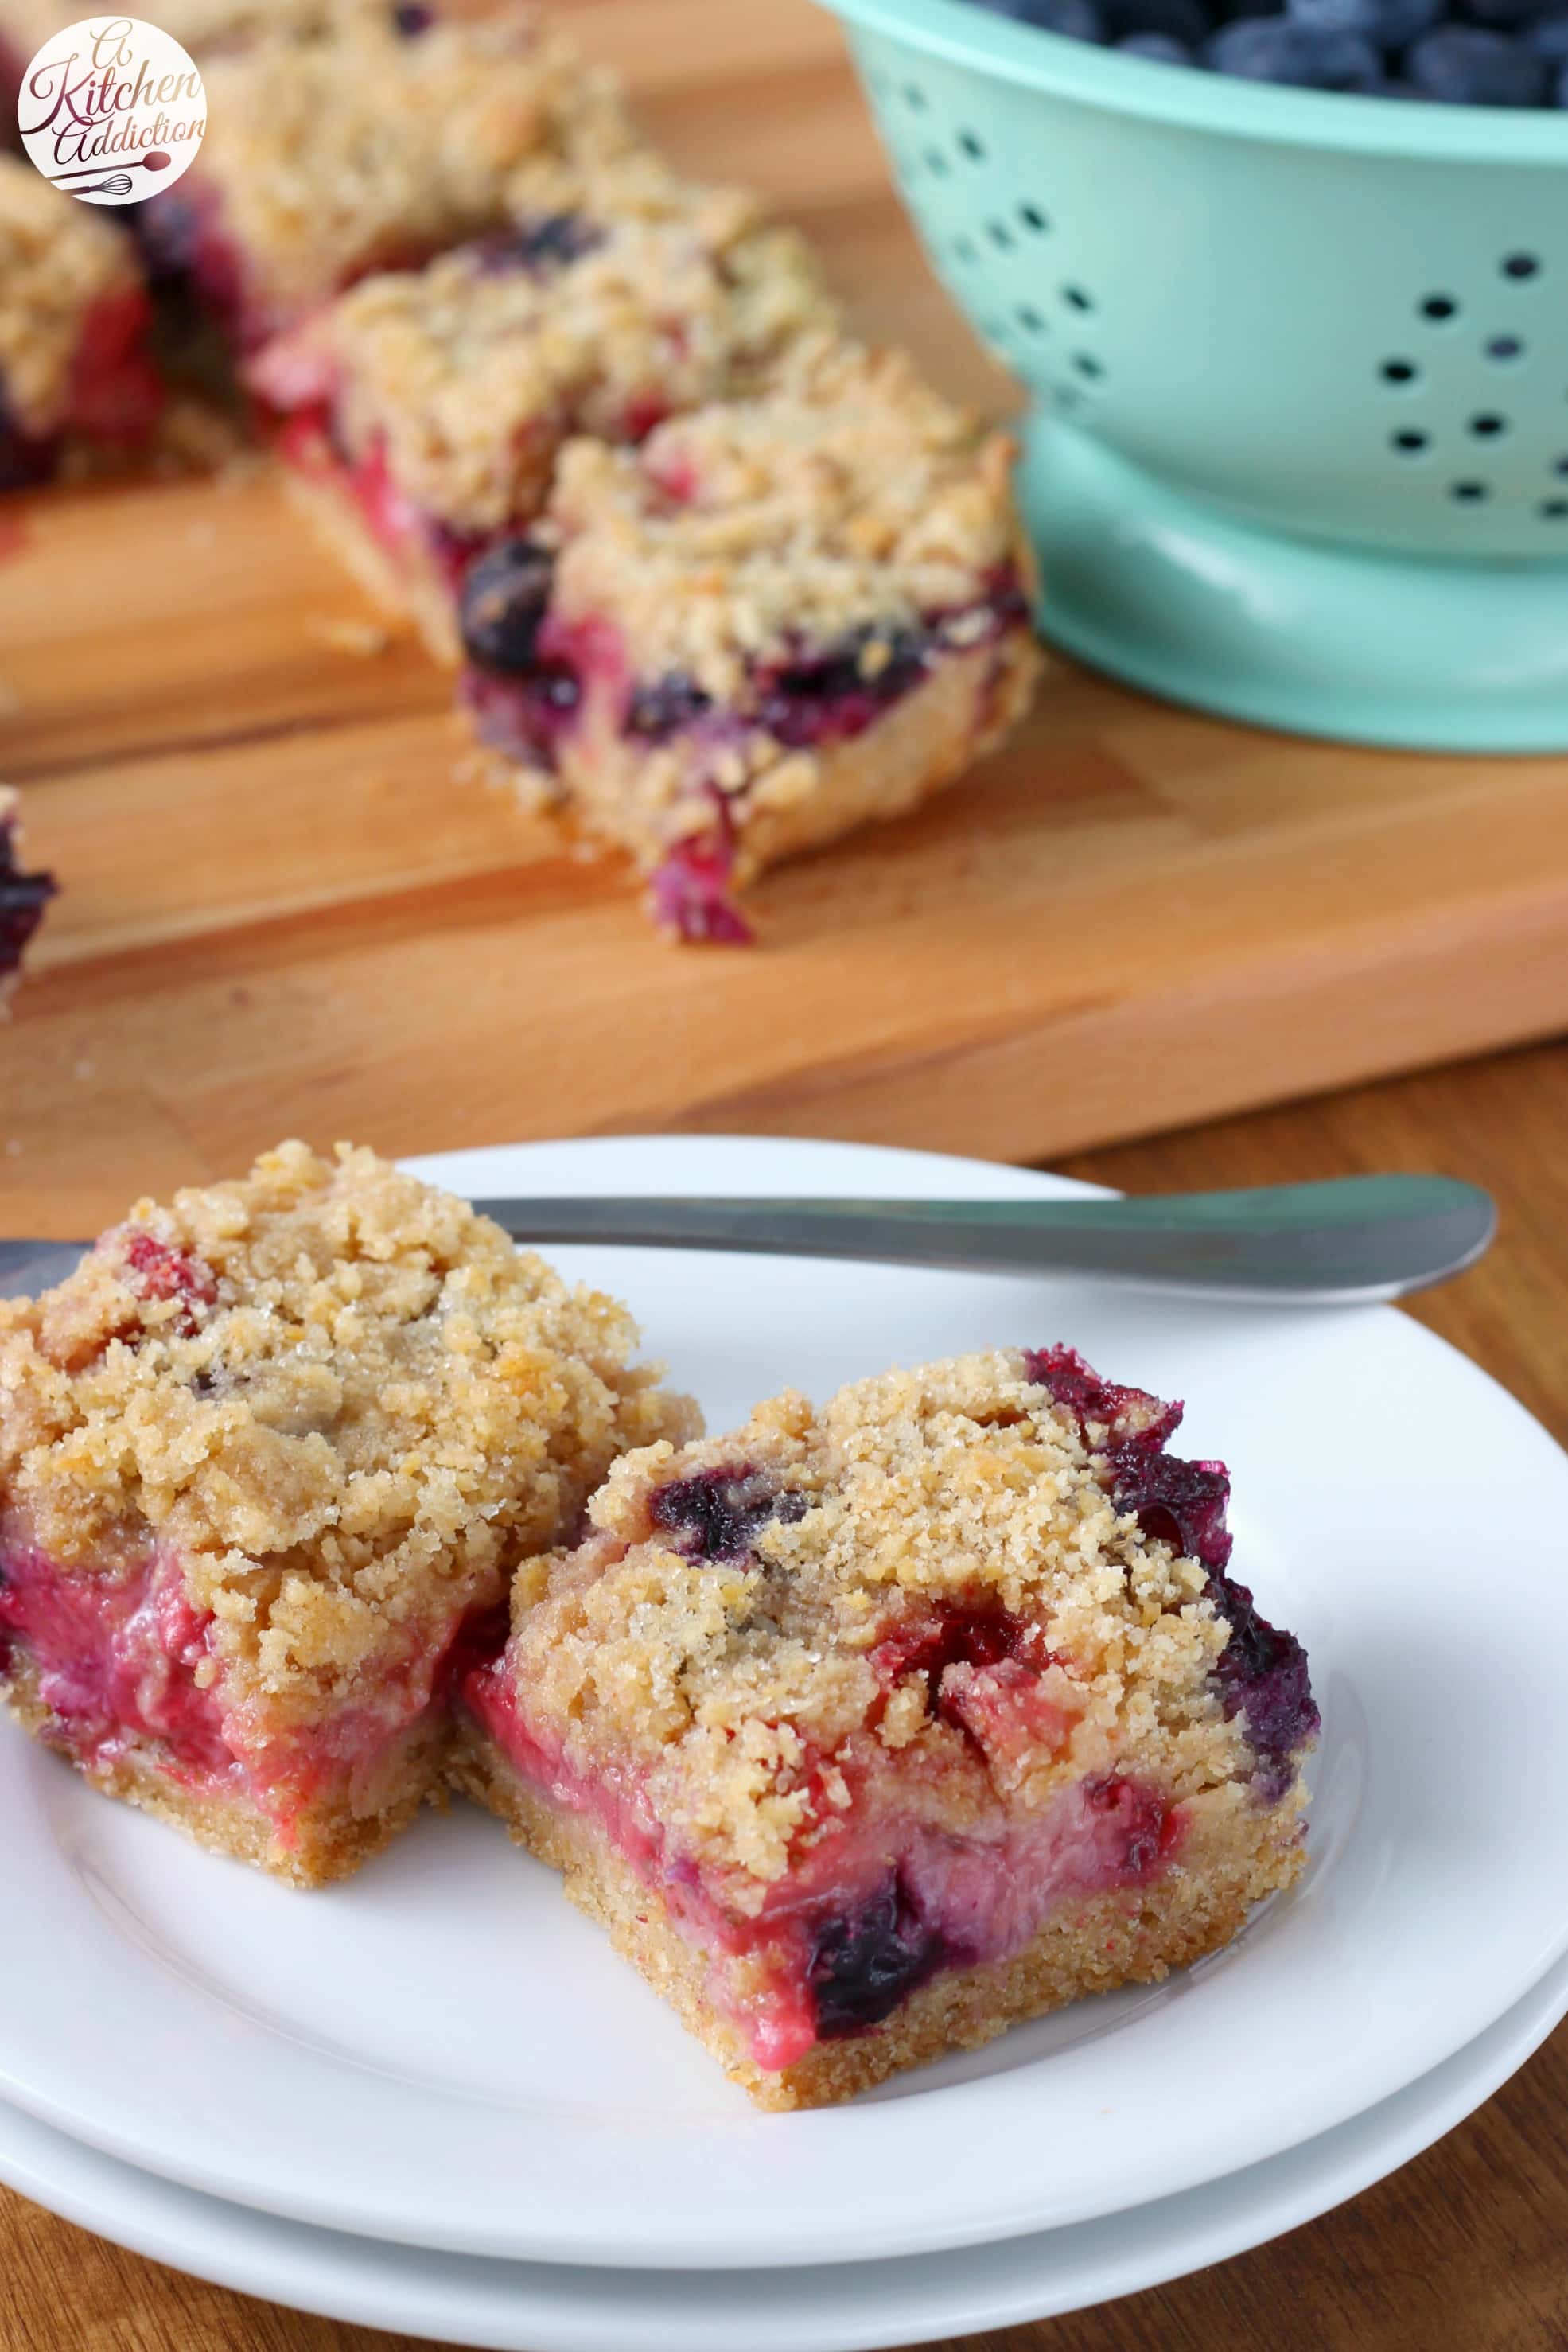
[{"left": 3, "top": 0, "right": 1568, "bottom": 1236}]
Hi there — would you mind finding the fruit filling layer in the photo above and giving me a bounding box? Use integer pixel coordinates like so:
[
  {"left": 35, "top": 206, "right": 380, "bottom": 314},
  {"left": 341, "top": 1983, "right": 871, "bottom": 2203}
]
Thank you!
[
  {"left": 1, "top": 158, "right": 166, "bottom": 473},
  {"left": 0, "top": 1530, "right": 235, "bottom": 1786},
  {"left": 0, "top": 1517, "right": 509, "bottom": 1836},
  {"left": 0, "top": 1143, "right": 697, "bottom": 1882},
  {"left": 464, "top": 1647, "right": 1186, "bottom": 2071},
  {"left": 457, "top": 1349, "right": 1313, "bottom": 2076},
  {"left": 459, "top": 536, "right": 1033, "bottom": 773}
]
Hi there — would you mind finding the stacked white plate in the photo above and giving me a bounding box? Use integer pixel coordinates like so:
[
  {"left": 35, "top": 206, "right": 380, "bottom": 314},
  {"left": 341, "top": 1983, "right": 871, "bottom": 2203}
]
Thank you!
[{"left": 4, "top": 1136, "right": 1566, "bottom": 2352}]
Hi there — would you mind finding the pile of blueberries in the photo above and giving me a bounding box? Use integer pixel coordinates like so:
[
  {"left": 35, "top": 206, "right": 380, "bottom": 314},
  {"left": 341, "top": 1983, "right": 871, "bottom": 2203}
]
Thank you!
[{"left": 971, "top": 0, "right": 1568, "bottom": 102}]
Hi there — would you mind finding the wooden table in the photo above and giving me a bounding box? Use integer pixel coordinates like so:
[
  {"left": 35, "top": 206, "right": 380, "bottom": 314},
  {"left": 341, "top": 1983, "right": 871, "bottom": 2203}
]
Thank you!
[{"left": 5, "top": 0, "right": 1568, "bottom": 2344}]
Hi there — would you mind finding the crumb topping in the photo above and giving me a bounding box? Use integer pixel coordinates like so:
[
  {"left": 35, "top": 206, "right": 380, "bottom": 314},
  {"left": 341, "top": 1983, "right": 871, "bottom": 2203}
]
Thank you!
[
  {"left": 2, "top": 0, "right": 376, "bottom": 55},
  {"left": 498, "top": 1352, "right": 1282, "bottom": 1892},
  {"left": 539, "top": 337, "right": 1026, "bottom": 700},
  {"left": 253, "top": 167, "right": 835, "bottom": 535},
  {"left": 0, "top": 1142, "right": 697, "bottom": 1727},
  {"left": 0, "top": 155, "right": 142, "bottom": 434},
  {"left": 176, "top": 7, "right": 639, "bottom": 333}
]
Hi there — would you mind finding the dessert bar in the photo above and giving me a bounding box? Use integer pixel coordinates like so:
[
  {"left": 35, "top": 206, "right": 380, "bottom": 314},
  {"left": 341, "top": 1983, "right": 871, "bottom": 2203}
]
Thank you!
[
  {"left": 452, "top": 1345, "right": 1317, "bottom": 2107},
  {"left": 2, "top": 0, "right": 377, "bottom": 64},
  {"left": 137, "top": 6, "right": 639, "bottom": 350},
  {"left": 0, "top": 784, "right": 56, "bottom": 1010},
  {"left": 0, "top": 156, "right": 164, "bottom": 482},
  {"left": 251, "top": 164, "right": 835, "bottom": 660},
  {"left": 457, "top": 338, "right": 1042, "bottom": 940},
  {"left": 0, "top": 1143, "right": 696, "bottom": 1884}
]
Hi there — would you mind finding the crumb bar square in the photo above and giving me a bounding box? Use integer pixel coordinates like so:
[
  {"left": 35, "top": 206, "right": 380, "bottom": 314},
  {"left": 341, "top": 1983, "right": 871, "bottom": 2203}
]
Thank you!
[
  {"left": 0, "top": 784, "right": 56, "bottom": 1010},
  {"left": 249, "top": 162, "right": 836, "bottom": 661},
  {"left": 0, "top": 1143, "right": 696, "bottom": 1884},
  {"left": 452, "top": 1346, "right": 1317, "bottom": 2108},
  {"left": 2, "top": 0, "right": 379, "bottom": 75},
  {"left": 0, "top": 157, "right": 164, "bottom": 481},
  {"left": 136, "top": 6, "right": 639, "bottom": 350},
  {"left": 456, "top": 339, "right": 1043, "bottom": 941}
]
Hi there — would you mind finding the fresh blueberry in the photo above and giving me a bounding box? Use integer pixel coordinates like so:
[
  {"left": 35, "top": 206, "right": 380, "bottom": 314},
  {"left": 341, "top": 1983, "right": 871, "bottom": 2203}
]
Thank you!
[
  {"left": 624, "top": 671, "right": 714, "bottom": 741},
  {"left": 1526, "top": 6, "right": 1568, "bottom": 56},
  {"left": 975, "top": 0, "right": 1107, "bottom": 37},
  {"left": 0, "top": 810, "right": 56, "bottom": 983},
  {"left": 391, "top": 3, "right": 434, "bottom": 31},
  {"left": 1286, "top": 0, "right": 1441, "bottom": 43},
  {"left": 1206, "top": 18, "right": 1383, "bottom": 83},
  {"left": 458, "top": 538, "right": 556, "bottom": 674},
  {"left": 1406, "top": 22, "right": 1549, "bottom": 95},
  {"left": 1459, "top": 0, "right": 1554, "bottom": 27},
  {"left": 807, "top": 1875, "right": 951, "bottom": 2037},
  {"left": 476, "top": 213, "right": 606, "bottom": 278},
  {"left": 649, "top": 1467, "right": 809, "bottom": 1562},
  {"left": 1116, "top": 25, "right": 1199, "bottom": 52},
  {"left": 1104, "top": 0, "right": 1210, "bottom": 39}
]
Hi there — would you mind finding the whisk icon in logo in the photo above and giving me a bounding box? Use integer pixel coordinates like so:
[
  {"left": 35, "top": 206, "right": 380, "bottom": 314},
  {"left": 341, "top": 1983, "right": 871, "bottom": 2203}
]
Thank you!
[{"left": 18, "top": 15, "right": 205, "bottom": 204}]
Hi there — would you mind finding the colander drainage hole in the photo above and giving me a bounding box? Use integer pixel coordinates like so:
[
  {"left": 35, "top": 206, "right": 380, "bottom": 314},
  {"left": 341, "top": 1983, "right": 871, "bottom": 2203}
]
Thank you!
[
  {"left": 1421, "top": 295, "right": 1459, "bottom": 323},
  {"left": 954, "top": 235, "right": 978, "bottom": 266},
  {"left": 1019, "top": 202, "right": 1049, "bottom": 233},
  {"left": 958, "top": 129, "right": 986, "bottom": 162},
  {"left": 1487, "top": 336, "right": 1524, "bottom": 363},
  {"left": 988, "top": 220, "right": 1014, "bottom": 250},
  {"left": 1469, "top": 414, "right": 1508, "bottom": 438},
  {"left": 1062, "top": 285, "right": 1094, "bottom": 313},
  {"left": 1392, "top": 430, "right": 1430, "bottom": 455},
  {"left": 1553, "top": 456, "right": 1568, "bottom": 475},
  {"left": 903, "top": 81, "right": 926, "bottom": 110},
  {"left": 1380, "top": 360, "right": 1420, "bottom": 385},
  {"left": 1502, "top": 253, "right": 1540, "bottom": 280},
  {"left": 1451, "top": 481, "right": 1489, "bottom": 501},
  {"left": 924, "top": 147, "right": 950, "bottom": 177},
  {"left": 1017, "top": 305, "right": 1047, "bottom": 333},
  {"left": 1541, "top": 500, "right": 1568, "bottom": 519},
  {"left": 1072, "top": 353, "right": 1104, "bottom": 380}
]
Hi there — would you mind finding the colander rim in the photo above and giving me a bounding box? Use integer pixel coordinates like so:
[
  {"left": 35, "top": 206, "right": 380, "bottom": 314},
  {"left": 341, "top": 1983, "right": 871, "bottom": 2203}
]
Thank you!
[{"left": 815, "top": 0, "right": 1568, "bottom": 160}]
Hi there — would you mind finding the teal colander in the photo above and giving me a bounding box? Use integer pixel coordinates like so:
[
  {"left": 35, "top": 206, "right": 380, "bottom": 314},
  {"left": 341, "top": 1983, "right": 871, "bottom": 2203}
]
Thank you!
[{"left": 816, "top": 0, "right": 1568, "bottom": 750}]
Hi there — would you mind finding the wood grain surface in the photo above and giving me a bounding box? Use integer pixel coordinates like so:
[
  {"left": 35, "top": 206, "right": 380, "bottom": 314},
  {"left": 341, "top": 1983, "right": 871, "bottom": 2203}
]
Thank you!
[
  {"left": 3, "top": 1, "right": 1568, "bottom": 2345},
  {"left": 4, "top": 0, "right": 1568, "bottom": 1233}
]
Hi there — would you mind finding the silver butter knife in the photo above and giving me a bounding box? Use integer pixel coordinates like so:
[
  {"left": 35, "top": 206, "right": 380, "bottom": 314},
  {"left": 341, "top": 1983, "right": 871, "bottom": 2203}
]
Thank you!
[{"left": 0, "top": 1175, "right": 1495, "bottom": 1306}]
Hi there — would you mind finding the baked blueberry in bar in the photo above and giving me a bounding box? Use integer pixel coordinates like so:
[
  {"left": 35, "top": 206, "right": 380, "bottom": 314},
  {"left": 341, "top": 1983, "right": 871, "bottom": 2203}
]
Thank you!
[
  {"left": 249, "top": 164, "right": 836, "bottom": 660},
  {"left": 457, "top": 339, "right": 1043, "bottom": 941},
  {"left": 0, "top": 785, "right": 56, "bottom": 1011},
  {"left": 136, "top": 6, "right": 639, "bottom": 351},
  {"left": 0, "top": 1143, "right": 696, "bottom": 1884},
  {"left": 451, "top": 1346, "right": 1317, "bottom": 2108},
  {"left": 0, "top": 158, "right": 164, "bottom": 483}
]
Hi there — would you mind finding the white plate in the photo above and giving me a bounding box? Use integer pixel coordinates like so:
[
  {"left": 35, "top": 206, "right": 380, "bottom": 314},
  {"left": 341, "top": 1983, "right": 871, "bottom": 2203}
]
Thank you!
[
  {"left": 4, "top": 1954, "right": 1566, "bottom": 2352},
  {"left": 3, "top": 1135, "right": 1567, "bottom": 2274}
]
